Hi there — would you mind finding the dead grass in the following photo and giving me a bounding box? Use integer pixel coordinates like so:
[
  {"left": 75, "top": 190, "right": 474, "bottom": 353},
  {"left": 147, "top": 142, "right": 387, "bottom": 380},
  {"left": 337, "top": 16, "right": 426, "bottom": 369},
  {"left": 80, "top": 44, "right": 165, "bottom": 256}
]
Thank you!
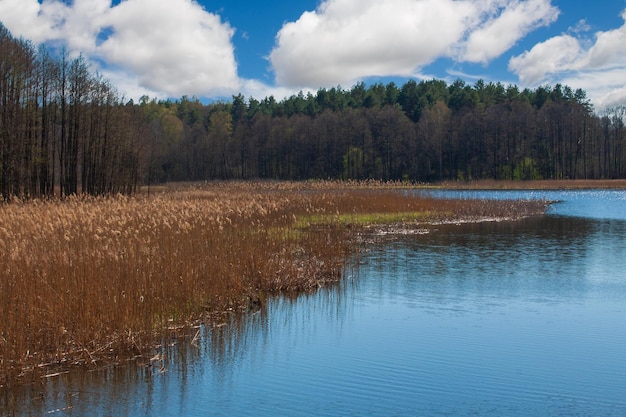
[{"left": 0, "top": 180, "right": 550, "bottom": 386}]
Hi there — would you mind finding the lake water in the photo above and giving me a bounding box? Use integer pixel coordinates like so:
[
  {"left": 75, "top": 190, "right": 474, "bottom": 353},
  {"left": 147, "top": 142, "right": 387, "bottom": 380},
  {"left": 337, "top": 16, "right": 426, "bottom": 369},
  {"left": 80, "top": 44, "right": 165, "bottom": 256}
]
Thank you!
[{"left": 4, "top": 190, "right": 626, "bottom": 416}]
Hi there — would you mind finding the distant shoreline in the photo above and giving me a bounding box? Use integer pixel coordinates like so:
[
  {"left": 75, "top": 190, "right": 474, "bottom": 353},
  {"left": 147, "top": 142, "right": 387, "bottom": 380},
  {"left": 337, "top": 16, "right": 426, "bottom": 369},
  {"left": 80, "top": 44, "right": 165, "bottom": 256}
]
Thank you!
[{"left": 433, "top": 179, "right": 626, "bottom": 190}]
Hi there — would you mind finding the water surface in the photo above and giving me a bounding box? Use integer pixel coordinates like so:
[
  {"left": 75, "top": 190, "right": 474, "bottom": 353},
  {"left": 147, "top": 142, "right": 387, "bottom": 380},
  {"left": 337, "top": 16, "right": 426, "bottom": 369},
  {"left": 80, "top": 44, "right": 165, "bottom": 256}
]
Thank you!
[{"left": 3, "top": 190, "right": 626, "bottom": 416}]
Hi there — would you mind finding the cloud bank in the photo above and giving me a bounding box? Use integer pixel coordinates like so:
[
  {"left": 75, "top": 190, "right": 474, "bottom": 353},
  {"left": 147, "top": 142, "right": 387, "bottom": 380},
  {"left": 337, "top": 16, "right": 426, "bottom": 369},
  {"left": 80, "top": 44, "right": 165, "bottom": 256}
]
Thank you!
[
  {"left": 509, "top": 9, "right": 626, "bottom": 109},
  {"left": 269, "top": 0, "right": 559, "bottom": 88},
  {"left": 0, "top": 0, "right": 239, "bottom": 98},
  {"left": 2, "top": 0, "right": 559, "bottom": 99},
  {"left": 1, "top": 0, "right": 624, "bottom": 109}
]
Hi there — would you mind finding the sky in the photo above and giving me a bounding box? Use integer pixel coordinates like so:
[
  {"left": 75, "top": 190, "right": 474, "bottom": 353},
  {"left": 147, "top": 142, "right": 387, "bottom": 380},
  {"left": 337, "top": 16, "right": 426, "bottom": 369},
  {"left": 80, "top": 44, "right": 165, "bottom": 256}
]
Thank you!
[{"left": 1, "top": 0, "right": 626, "bottom": 110}]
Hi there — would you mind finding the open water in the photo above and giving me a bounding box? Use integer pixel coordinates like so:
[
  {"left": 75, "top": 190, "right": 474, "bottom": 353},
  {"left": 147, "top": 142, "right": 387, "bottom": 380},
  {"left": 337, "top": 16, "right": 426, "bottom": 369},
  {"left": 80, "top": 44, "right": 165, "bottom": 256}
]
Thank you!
[{"left": 3, "top": 189, "right": 626, "bottom": 416}]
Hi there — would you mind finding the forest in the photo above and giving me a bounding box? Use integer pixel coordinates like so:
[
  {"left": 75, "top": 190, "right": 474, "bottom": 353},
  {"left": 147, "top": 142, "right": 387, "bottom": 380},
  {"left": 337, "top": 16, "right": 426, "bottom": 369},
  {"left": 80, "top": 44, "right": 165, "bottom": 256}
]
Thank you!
[{"left": 2, "top": 23, "right": 626, "bottom": 200}]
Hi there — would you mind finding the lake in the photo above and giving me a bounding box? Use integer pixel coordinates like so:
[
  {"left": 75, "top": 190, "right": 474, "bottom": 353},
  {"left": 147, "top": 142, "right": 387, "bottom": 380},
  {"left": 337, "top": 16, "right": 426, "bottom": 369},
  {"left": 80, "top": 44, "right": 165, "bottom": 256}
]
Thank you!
[{"left": 4, "top": 189, "right": 626, "bottom": 416}]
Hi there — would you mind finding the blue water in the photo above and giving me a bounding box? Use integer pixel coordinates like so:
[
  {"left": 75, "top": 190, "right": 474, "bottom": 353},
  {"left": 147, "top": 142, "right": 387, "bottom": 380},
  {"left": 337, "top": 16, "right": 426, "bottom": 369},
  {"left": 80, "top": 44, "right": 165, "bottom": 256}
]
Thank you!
[
  {"left": 4, "top": 190, "right": 626, "bottom": 416},
  {"left": 414, "top": 188, "right": 626, "bottom": 220}
]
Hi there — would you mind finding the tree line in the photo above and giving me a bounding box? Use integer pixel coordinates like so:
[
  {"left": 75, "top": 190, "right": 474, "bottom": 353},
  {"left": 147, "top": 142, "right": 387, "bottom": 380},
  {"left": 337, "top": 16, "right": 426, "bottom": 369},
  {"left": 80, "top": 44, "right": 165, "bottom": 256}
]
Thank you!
[
  {"left": 2, "top": 23, "right": 626, "bottom": 201},
  {"left": 0, "top": 24, "right": 146, "bottom": 200},
  {"left": 147, "top": 80, "right": 625, "bottom": 184}
]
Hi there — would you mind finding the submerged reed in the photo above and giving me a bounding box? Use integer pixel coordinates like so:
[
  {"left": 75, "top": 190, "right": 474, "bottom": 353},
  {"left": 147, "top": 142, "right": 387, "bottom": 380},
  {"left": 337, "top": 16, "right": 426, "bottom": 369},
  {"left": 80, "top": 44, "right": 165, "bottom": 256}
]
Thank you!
[{"left": 0, "top": 181, "right": 549, "bottom": 386}]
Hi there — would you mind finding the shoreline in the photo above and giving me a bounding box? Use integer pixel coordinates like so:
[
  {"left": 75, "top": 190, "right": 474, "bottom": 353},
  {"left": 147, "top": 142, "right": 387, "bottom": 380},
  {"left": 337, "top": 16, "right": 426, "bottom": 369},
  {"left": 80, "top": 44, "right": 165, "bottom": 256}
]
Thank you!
[
  {"left": 433, "top": 179, "right": 626, "bottom": 190},
  {"left": 0, "top": 181, "right": 553, "bottom": 388},
  {"left": 5, "top": 206, "right": 549, "bottom": 387}
]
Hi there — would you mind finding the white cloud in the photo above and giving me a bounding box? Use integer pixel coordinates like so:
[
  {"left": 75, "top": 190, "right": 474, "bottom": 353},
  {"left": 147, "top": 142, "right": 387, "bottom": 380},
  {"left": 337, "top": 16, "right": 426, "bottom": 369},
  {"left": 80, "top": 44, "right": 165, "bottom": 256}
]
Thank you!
[
  {"left": 0, "top": 0, "right": 110, "bottom": 51},
  {"left": 98, "top": 0, "right": 239, "bottom": 97},
  {"left": 5, "top": 0, "right": 621, "bottom": 109},
  {"left": 99, "top": 68, "right": 164, "bottom": 102},
  {"left": 568, "top": 19, "right": 591, "bottom": 34},
  {"left": 0, "top": 0, "right": 62, "bottom": 43},
  {"left": 509, "top": 9, "right": 626, "bottom": 109},
  {"left": 597, "top": 84, "right": 626, "bottom": 109},
  {"left": 461, "top": 0, "right": 559, "bottom": 63},
  {"left": 270, "top": 0, "right": 469, "bottom": 88},
  {"left": 508, "top": 35, "right": 583, "bottom": 84},
  {"left": 269, "top": 0, "right": 558, "bottom": 88},
  {"left": 0, "top": 0, "right": 240, "bottom": 99},
  {"left": 583, "top": 13, "right": 626, "bottom": 70},
  {"left": 239, "top": 79, "right": 306, "bottom": 102},
  {"left": 553, "top": 68, "right": 626, "bottom": 110}
]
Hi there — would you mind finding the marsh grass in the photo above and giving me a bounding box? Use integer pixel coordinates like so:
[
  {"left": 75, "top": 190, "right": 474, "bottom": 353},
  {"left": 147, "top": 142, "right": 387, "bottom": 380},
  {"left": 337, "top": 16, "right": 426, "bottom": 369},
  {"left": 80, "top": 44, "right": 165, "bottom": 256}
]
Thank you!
[
  {"left": 302, "top": 211, "right": 436, "bottom": 227},
  {"left": 0, "top": 181, "right": 549, "bottom": 386}
]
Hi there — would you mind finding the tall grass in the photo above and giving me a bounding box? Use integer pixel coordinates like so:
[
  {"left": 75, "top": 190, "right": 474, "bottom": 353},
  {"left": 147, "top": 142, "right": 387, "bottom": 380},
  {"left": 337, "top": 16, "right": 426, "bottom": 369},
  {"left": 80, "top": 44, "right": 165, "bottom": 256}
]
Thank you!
[{"left": 0, "top": 181, "right": 549, "bottom": 386}]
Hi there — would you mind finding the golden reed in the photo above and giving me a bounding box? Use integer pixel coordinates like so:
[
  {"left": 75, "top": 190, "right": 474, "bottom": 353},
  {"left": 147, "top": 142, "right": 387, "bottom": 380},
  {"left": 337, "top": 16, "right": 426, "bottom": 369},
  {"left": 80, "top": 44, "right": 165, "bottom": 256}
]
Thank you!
[{"left": 0, "top": 181, "right": 549, "bottom": 386}]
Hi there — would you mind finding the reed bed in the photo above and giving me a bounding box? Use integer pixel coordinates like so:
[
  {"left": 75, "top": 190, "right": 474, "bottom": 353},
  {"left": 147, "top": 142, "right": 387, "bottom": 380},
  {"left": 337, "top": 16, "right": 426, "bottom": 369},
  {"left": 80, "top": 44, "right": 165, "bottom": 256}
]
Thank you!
[{"left": 0, "top": 181, "right": 549, "bottom": 386}]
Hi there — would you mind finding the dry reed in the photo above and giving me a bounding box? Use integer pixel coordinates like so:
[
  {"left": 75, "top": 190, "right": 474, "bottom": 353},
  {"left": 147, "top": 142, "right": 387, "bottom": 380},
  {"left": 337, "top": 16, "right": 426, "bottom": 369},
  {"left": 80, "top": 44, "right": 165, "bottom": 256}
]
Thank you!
[{"left": 0, "top": 181, "right": 549, "bottom": 386}]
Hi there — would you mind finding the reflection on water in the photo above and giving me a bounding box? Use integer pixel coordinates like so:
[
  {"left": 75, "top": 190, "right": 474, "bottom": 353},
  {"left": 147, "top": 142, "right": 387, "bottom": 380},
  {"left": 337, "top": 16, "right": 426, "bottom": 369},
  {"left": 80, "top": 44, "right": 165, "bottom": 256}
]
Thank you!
[
  {"left": 351, "top": 216, "right": 626, "bottom": 416},
  {"left": 413, "top": 188, "right": 626, "bottom": 221},
  {"left": 3, "top": 190, "right": 626, "bottom": 416},
  {"left": 370, "top": 217, "right": 597, "bottom": 304},
  {"left": 1, "top": 286, "right": 355, "bottom": 416}
]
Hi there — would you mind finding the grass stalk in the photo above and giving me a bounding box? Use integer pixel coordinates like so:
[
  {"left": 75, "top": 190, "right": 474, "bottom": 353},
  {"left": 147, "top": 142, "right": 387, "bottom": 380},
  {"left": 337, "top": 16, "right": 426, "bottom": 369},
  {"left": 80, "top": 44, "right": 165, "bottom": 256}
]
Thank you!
[{"left": 0, "top": 180, "right": 550, "bottom": 386}]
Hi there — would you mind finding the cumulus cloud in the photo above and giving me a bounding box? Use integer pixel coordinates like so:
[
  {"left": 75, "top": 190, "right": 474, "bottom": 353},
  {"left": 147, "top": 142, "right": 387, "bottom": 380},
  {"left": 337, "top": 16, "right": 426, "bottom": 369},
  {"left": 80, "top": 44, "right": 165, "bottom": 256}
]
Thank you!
[
  {"left": 597, "top": 84, "right": 626, "bottom": 109},
  {"left": 269, "top": 0, "right": 558, "bottom": 88},
  {"left": 461, "top": 0, "right": 559, "bottom": 63},
  {"left": 508, "top": 9, "right": 626, "bottom": 109},
  {"left": 0, "top": 0, "right": 239, "bottom": 98},
  {"left": 98, "top": 0, "right": 239, "bottom": 97},
  {"left": 270, "top": 0, "right": 468, "bottom": 87},
  {"left": 508, "top": 35, "right": 583, "bottom": 84},
  {"left": 0, "top": 0, "right": 64, "bottom": 43},
  {"left": 5, "top": 0, "right": 621, "bottom": 108},
  {"left": 583, "top": 14, "right": 626, "bottom": 70},
  {"left": 562, "top": 69, "right": 626, "bottom": 110}
]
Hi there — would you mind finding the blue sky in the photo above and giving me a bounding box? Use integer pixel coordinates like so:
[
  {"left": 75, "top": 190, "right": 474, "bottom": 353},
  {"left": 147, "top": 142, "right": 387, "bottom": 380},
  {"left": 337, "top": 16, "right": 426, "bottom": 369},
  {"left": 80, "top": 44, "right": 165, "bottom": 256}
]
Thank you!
[{"left": 1, "top": 0, "right": 625, "bottom": 109}]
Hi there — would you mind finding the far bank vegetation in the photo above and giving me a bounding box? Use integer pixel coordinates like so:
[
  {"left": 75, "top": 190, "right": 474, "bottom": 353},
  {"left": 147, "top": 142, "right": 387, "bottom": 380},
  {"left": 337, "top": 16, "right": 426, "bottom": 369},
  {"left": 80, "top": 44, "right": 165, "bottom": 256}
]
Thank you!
[{"left": 2, "top": 24, "right": 626, "bottom": 202}]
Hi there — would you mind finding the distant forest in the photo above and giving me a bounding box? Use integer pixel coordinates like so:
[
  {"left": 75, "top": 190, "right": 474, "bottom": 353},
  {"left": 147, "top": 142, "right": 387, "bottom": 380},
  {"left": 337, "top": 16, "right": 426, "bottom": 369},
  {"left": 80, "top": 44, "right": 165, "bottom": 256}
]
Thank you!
[{"left": 2, "top": 24, "right": 626, "bottom": 200}]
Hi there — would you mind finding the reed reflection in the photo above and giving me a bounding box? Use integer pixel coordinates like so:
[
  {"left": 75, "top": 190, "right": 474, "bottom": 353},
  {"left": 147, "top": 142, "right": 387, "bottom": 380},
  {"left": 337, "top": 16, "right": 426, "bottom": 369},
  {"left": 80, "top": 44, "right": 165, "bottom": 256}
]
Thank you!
[
  {"left": 359, "top": 215, "right": 599, "bottom": 308},
  {"left": 1, "top": 272, "right": 356, "bottom": 416}
]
